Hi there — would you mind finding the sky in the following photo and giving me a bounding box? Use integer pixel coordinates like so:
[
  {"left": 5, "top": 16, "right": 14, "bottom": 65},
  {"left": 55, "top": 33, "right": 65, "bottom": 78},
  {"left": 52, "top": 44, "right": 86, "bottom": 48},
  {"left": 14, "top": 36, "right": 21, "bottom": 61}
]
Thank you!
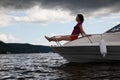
[{"left": 0, "top": 0, "right": 120, "bottom": 45}]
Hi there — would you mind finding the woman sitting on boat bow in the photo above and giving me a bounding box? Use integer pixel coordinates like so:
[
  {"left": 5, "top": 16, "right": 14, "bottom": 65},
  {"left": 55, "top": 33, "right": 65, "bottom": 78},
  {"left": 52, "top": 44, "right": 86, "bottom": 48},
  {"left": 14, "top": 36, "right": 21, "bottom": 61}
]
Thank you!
[{"left": 45, "top": 14, "right": 90, "bottom": 42}]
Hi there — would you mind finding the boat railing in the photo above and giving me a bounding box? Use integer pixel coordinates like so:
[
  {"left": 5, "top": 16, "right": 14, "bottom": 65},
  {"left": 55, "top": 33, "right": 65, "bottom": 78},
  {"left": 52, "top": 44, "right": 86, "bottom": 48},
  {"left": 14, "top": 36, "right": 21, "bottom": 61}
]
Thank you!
[{"left": 80, "top": 32, "right": 120, "bottom": 43}]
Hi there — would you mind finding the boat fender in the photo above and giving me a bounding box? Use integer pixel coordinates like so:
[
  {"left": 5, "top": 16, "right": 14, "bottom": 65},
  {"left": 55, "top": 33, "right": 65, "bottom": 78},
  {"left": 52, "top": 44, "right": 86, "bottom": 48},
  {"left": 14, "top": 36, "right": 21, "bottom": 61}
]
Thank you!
[{"left": 99, "top": 39, "right": 107, "bottom": 57}]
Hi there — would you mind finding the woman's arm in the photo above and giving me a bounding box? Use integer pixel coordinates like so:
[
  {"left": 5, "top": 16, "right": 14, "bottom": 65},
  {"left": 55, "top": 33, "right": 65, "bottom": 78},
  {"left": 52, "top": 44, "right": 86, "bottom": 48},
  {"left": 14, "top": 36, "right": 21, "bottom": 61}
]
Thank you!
[{"left": 79, "top": 25, "right": 87, "bottom": 37}]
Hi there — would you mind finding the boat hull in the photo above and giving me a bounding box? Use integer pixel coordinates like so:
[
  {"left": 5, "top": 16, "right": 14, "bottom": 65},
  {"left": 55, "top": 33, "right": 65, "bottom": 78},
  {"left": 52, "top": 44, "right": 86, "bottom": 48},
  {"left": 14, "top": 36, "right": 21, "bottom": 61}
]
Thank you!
[{"left": 52, "top": 46, "right": 120, "bottom": 63}]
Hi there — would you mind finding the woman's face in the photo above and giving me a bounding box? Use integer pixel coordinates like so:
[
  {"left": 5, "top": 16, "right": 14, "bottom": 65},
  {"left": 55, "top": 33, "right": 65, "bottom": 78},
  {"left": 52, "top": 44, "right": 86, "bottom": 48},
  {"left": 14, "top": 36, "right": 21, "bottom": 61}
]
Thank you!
[{"left": 76, "top": 16, "right": 80, "bottom": 22}]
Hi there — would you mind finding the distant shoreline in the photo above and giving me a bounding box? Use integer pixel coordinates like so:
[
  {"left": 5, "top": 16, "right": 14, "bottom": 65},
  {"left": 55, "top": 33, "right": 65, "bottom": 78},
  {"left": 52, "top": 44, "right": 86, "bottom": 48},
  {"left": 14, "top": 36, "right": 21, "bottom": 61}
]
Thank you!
[{"left": 0, "top": 41, "right": 53, "bottom": 54}]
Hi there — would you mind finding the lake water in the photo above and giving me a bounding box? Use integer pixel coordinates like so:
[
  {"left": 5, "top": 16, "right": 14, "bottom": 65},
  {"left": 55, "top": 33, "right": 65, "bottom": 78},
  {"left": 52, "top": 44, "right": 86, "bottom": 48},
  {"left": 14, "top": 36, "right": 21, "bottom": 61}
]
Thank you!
[
  {"left": 0, "top": 53, "right": 120, "bottom": 80},
  {"left": 0, "top": 53, "right": 68, "bottom": 80}
]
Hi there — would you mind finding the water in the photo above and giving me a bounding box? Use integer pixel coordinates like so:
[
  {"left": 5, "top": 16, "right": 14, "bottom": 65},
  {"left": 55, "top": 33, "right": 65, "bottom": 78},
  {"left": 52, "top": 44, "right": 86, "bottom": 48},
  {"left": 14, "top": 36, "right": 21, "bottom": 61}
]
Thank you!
[
  {"left": 0, "top": 53, "right": 120, "bottom": 80},
  {"left": 0, "top": 53, "right": 68, "bottom": 80}
]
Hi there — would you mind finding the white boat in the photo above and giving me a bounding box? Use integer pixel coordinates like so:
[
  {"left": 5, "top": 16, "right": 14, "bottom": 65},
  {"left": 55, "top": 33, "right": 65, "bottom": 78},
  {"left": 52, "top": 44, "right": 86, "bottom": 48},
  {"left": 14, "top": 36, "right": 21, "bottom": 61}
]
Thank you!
[{"left": 51, "top": 24, "right": 120, "bottom": 63}]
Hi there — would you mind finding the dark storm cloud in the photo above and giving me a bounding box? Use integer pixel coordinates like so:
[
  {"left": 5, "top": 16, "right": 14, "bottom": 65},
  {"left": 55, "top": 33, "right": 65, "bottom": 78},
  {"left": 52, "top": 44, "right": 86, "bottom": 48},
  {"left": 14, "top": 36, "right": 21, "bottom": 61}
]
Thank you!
[
  {"left": 40, "top": 0, "right": 120, "bottom": 10},
  {"left": 0, "top": 0, "right": 36, "bottom": 9},
  {"left": 0, "top": 0, "right": 120, "bottom": 15},
  {"left": 39, "top": 0, "right": 120, "bottom": 15}
]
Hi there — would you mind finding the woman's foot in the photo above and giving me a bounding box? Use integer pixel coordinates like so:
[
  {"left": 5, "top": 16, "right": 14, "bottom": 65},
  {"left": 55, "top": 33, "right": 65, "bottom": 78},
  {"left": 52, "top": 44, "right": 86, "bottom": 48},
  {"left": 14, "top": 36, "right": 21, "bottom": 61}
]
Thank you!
[{"left": 45, "top": 36, "right": 52, "bottom": 42}]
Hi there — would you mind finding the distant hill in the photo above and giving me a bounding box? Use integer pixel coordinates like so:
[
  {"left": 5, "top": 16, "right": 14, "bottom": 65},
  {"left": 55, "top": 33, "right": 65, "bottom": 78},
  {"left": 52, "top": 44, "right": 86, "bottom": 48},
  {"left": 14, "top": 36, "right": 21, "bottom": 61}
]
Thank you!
[
  {"left": 106, "top": 24, "right": 120, "bottom": 33},
  {"left": 0, "top": 41, "right": 53, "bottom": 54}
]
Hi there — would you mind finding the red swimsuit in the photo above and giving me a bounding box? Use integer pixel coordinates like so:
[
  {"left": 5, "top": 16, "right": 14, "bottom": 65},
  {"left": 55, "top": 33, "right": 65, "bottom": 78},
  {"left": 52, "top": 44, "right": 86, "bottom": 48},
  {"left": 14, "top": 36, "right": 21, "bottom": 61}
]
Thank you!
[{"left": 71, "top": 22, "right": 82, "bottom": 40}]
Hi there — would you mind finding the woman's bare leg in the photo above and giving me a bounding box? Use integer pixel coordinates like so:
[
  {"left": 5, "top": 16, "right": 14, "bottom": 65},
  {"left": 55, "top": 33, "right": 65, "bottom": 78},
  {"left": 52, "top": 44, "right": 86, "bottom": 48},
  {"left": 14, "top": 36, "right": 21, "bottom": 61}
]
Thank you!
[{"left": 45, "top": 35, "right": 71, "bottom": 42}]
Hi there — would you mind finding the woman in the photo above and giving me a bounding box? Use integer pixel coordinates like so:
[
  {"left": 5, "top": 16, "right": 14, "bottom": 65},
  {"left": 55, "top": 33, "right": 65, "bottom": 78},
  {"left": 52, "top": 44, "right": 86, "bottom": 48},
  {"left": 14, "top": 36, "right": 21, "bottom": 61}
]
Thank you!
[{"left": 45, "top": 14, "right": 87, "bottom": 42}]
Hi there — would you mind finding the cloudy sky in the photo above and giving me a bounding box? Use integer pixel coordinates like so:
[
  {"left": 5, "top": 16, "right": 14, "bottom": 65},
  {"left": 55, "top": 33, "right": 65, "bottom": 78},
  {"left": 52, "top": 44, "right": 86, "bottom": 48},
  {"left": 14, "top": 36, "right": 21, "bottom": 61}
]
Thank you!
[{"left": 0, "top": 0, "right": 120, "bottom": 45}]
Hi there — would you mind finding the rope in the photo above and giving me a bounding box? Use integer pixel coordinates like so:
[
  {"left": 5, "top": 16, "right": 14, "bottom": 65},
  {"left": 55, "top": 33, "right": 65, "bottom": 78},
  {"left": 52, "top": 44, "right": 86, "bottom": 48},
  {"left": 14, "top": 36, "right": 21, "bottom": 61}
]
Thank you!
[{"left": 87, "top": 37, "right": 93, "bottom": 44}]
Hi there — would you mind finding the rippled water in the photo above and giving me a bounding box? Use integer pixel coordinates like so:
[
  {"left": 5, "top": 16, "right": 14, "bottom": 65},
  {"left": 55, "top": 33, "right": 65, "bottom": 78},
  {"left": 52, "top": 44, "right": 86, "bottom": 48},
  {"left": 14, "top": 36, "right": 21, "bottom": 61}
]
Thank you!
[
  {"left": 0, "top": 53, "right": 68, "bottom": 80},
  {"left": 1, "top": 53, "right": 120, "bottom": 80}
]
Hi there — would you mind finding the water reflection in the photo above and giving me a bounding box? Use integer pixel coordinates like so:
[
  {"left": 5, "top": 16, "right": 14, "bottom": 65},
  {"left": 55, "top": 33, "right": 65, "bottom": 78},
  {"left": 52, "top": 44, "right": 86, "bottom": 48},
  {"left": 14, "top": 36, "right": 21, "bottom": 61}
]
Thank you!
[{"left": 60, "top": 62, "right": 120, "bottom": 80}]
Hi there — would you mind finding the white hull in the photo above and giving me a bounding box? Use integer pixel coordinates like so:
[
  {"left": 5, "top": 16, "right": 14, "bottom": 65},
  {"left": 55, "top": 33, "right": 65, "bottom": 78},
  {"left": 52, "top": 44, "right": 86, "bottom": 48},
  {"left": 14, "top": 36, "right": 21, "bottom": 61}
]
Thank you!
[{"left": 52, "top": 46, "right": 120, "bottom": 63}]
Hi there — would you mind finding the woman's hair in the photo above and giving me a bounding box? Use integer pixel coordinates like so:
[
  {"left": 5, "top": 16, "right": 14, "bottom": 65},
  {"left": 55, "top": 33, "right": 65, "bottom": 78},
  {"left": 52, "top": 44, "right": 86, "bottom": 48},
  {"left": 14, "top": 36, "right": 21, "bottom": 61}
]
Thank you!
[{"left": 77, "top": 14, "right": 84, "bottom": 23}]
